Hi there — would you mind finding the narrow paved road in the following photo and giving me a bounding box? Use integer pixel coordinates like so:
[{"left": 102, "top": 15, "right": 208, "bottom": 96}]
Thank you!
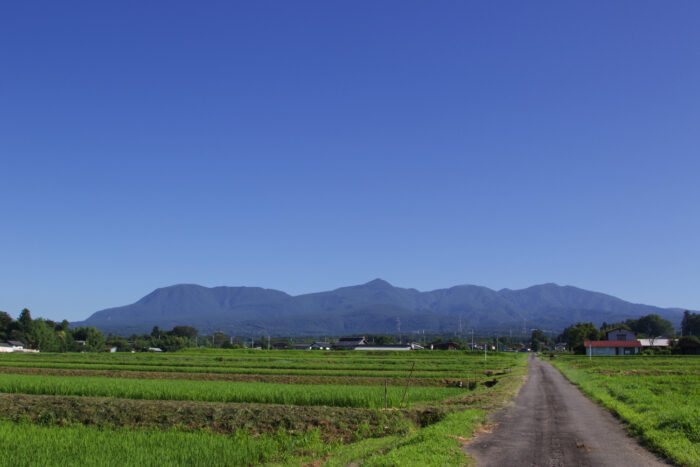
[{"left": 464, "top": 354, "right": 668, "bottom": 466}]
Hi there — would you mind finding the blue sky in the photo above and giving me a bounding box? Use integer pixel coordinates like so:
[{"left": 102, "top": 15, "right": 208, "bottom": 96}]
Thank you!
[{"left": 2, "top": 1, "right": 699, "bottom": 322}]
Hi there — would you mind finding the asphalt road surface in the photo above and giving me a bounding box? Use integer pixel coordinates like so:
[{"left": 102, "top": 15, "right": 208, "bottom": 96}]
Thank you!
[{"left": 464, "top": 354, "right": 669, "bottom": 466}]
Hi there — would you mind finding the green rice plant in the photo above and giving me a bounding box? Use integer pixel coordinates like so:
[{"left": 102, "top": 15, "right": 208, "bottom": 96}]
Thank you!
[
  {"left": 0, "top": 350, "right": 526, "bottom": 382},
  {"left": 0, "top": 373, "right": 465, "bottom": 408},
  {"left": 0, "top": 419, "right": 329, "bottom": 466}
]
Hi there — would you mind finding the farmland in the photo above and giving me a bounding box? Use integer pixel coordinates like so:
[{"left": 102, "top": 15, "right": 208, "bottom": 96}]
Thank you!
[
  {"left": 549, "top": 355, "right": 700, "bottom": 467},
  {"left": 0, "top": 349, "right": 527, "bottom": 466}
]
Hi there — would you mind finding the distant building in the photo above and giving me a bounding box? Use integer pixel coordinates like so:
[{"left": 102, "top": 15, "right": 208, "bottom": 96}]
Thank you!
[
  {"left": 606, "top": 328, "right": 636, "bottom": 341},
  {"left": 311, "top": 342, "right": 331, "bottom": 350},
  {"left": 0, "top": 343, "right": 13, "bottom": 353},
  {"left": 637, "top": 338, "right": 673, "bottom": 349},
  {"left": 582, "top": 328, "right": 642, "bottom": 356},
  {"left": 106, "top": 346, "right": 118, "bottom": 353},
  {"left": 584, "top": 340, "right": 641, "bottom": 356},
  {"left": 7, "top": 340, "right": 24, "bottom": 351},
  {"left": 333, "top": 337, "right": 368, "bottom": 350},
  {"left": 293, "top": 344, "right": 312, "bottom": 350},
  {"left": 432, "top": 342, "right": 459, "bottom": 350},
  {"left": 147, "top": 347, "right": 163, "bottom": 352},
  {"left": 272, "top": 342, "right": 290, "bottom": 350},
  {"left": 354, "top": 343, "right": 424, "bottom": 351}
]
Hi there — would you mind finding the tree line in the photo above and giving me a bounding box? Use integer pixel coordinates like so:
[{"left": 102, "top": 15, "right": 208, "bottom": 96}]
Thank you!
[
  {"left": 0, "top": 309, "right": 201, "bottom": 352},
  {"left": 559, "top": 311, "right": 700, "bottom": 354}
]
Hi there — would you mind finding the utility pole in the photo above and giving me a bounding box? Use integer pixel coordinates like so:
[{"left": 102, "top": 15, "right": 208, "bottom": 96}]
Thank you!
[{"left": 471, "top": 329, "right": 474, "bottom": 351}]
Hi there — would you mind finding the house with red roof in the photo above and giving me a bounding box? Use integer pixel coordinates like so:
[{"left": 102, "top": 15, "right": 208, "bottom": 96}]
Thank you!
[{"left": 584, "top": 328, "right": 642, "bottom": 356}]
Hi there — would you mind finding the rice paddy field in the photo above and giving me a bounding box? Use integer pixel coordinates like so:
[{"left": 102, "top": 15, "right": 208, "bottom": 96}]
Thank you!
[
  {"left": 0, "top": 349, "right": 527, "bottom": 466},
  {"left": 549, "top": 355, "right": 700, "bottom": 467}
]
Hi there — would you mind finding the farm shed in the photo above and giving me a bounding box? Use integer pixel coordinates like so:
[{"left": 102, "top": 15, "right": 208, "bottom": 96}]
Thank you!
[
  {"left": 7, "top": 340, "right": 24, "bottom": 350},
  {"left": 354, "top": 343, "right": 425, "bottom": 351},
  {"left": 333, "top": 337, "right": 368, "bottom": 350},
  {"left": 293, "top": 344, "right": 312, "bottom": 350},
  {"left": 584, "top": 340, "right": 641, "bottom": 356},
  {"left": 311, "top": 342, "right": 331, "bottom": 350},
  {"left": 637, "top": 338, "right": 672, "bottom": 349},
  {"left": 0, "top": 343, "right": 14, "bottom": 353},
  {"left": 272, "top": 343, "right": 290, "bottom": 350}
]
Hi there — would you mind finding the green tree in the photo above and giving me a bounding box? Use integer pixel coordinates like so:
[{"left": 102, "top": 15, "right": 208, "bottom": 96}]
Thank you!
[
  {"left": 30, "top": 319, "right": 62, "bottom": 352},
  {"left": 0, "top": 311, "right": 13, "bottom": 340},
  {"left": 675, "top": 335, "right": 700, "bottom": 354},
  {"left": 72, "top": 327, "right": 106, "bottom": 352},
  {"left": 371, "top": 335, "right": 397, "bottom": 345},
  {"left": 211, "top": 332, "right": 229, "bottom": 347},
  {"left": 625, "top": 314, "right": 674, "bottom": 337},
  {"left": 106, "top": 334, "right": 131, "bottom": 352},
  {"left": 560, "top": 322, "right": 601, "bottom": 354},
  {"left": 530, "top": 329, "right": 548, "bottom": 351},
  {"left": 681, "top": 311, "right": 700, "bottom": 337},
  {"left": 170, "top": 326, "right": 198, "bottom": 339},
  {"left": 17, "top": 308, "right": 33, "bottom": 334}
]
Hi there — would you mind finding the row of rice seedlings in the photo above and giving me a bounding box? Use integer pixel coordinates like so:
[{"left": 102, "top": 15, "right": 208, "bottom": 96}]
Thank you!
[
  {"left": 0, "top": 420, "right": 328, "bottom": 466},
  {"left": 3, "top": 350, "right": 522, "bottom": 369},
  {"left": 0, "top": 355, "right": 520, "bottom": 373},
  {"left": 0, "top": 361, "right": 500, "bottom": 380},
  {"left": 551, "top": 357, "right": 700, "bottom": 466},
  {"left": 0, "top": 373, "right": 466, "bottom": 408}
]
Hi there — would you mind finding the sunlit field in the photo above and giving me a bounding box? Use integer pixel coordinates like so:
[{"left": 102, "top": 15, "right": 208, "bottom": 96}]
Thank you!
[
  {"left": 550, "top": 355, "right": 700, "bottom": 467},
  {"left": 0, "top": 349, "right": 527, "bottom": 466}
]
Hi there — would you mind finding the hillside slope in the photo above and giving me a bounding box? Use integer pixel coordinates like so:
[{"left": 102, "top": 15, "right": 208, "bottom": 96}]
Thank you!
[{"left": 72, "top": 280, "right": 688, "bottom": 336}]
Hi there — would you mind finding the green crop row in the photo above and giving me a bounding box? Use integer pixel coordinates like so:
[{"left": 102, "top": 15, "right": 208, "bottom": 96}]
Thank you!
[
  {"left": 0, "top": 373, "right": 465, "bottom": 409},
  {"left": 0, "top": 353, "right": 521, "bottom": 371},
  {"left": 1, "top": 348, "right": 523, "bottom": 365},
  {"left": 551, "top": 356, "right": 700, "bottom": 467},
  {"left": 0, "top": 420, "right": 329, "bottom": 466},
  {"left": 0, "top": 351, "right": 524, "bottom": 382}
]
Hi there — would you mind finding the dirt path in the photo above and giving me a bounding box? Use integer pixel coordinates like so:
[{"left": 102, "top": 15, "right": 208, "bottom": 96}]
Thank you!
[{"left": 464, "top": 354, "right": 669, "bottom": 466}]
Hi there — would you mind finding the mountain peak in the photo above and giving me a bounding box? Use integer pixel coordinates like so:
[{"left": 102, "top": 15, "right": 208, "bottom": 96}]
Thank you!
[{"left": 363, "top": 278, "right": 393, "bottom": 288}]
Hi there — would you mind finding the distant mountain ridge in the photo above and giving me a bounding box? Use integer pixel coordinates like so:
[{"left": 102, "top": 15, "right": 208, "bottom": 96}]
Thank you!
[{"left": 73, "top": 279, "right": 689, "bottom": 336}]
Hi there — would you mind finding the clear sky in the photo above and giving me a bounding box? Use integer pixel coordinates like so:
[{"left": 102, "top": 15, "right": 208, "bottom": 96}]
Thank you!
[{"left": 2, "top": 1, "right": 699, "bottom": 322}]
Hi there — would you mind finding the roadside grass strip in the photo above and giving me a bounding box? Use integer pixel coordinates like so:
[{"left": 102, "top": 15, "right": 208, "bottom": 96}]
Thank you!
[
  {"left": 0, "top": 373, "right": 465, "bottom": 408},
  {"left": 0, "top": 420, "right": 330, "bottom": 467},
  {"left": 551, "top": 356, "right": 700, "bottom": 467},
  {"left": 286, "top": 408, "right": 487, "bottom": 467}
]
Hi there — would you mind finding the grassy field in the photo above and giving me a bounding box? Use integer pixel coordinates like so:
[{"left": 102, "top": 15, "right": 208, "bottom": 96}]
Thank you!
[
  {"left": 549, "top": 355, "right": 700, "bottom": 467},
  {"left": 0, "top": 349, "right": 528, "bottom": 466}
]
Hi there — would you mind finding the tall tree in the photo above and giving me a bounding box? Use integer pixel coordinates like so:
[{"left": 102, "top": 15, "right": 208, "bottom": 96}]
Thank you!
[
  {"left": 560, "top": 322, "right": 600, "bottom": 354},
  {"left": 625, "top": 314, "right": 674, "bottom": 337},
  {"left": 17, "top": 308, "right": 33, "bottom": 333},
  {"left": 681, "top": 311, "right": 700, "bottom": 337},
  {"left": 0, "top": 311, "right": 13, "bottom": 340}
]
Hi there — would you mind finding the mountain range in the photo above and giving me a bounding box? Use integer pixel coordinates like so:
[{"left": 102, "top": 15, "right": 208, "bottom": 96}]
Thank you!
[{"left": 72, "top": 279, "right": 690, "bottom": 337}]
